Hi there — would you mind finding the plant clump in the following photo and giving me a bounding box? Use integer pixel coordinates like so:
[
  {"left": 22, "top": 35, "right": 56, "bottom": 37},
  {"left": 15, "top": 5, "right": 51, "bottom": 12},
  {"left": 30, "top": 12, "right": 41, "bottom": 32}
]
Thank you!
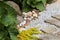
[{"left": 17, "top": 28, "right": 43, "bottom": 40}]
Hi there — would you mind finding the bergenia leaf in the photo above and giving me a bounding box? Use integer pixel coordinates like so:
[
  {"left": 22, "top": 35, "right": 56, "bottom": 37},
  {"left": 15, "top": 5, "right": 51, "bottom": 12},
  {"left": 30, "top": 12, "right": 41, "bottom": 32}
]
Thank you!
[
  {"left": 36, "top": 3, "right": 44, "bottom": 11},
  {"left": 0, "top": 1, "right": 18, "bottom": 40},
  {"left": 0, "top": 1, "right": 17, "bottom": 26},
  {"left": 41, "top": 0, "right": 47, "bottom": 4}
]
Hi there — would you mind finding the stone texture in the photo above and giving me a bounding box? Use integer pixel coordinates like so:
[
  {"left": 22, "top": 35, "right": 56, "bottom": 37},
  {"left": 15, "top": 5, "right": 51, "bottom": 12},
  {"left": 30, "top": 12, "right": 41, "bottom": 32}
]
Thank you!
[
  {"left": 40, "top": 34, "right": 60, "bottom": 40},
  {"left": 52, "top": 15, "right": 60, "bottom": 20},
  {"left": 40, "top": 25, "right": 57, "bottom": 34},
  {"left": 45, "top": 18, "right": 60, "bottom": 27},
  {"left": 17, "top": 15, "right": 24, "bottom": 23},
  {"left": 53, "top": 29, "right": 60, "bottom": 35}
]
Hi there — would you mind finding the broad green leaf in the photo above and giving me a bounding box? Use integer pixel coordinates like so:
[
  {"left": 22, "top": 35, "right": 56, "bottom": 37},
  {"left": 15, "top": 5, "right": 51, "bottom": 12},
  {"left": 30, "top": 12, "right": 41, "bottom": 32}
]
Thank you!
[
  {"left": 0, "top": 30, "right": 8, "bottom": 40},
  {"left": 1, "top": 14, "right": 17, "bottom": 27},
  {"left": 22, "top": 7, "right": 30, "bottom": 12},
  {"left": 0, "top": 1, "right": 18, "bottom": 40},
  {"left": 27, "top": 0, "right": 31, "bottom": 5},
  {"left": 22, "top": 5, "right": 32, "bottom": 12},
  {"left": 0, "top": 1, "right": 17, "bottom": 26},
  {"left": 27, "top": 0, "right": 36, "bottom": 7},
  {"left": 36, "top": 3, "right": 44, "bottom": 11},
  {"left": 35, "top": 0, "right": 41, "bottom": 2},
  {"left": 22, "top": 0, "right": 31, "bottom": 12},
  {"left": 0, "top": 7, "right": 7, "bottom": 21},
  {"left": 0, "top": 0, "right": 4, "bottom": 1},
  {"left": 9, "top": 33, "right": 17, "bottom": 40},
  {"left": 8, "top": 27, "right": 18, "bottom": 35},
  {"left": 41, "top": 0, "right": 47, "bottom": 4},
  {"left": 46, "top": 0, "right": 53, "bottom": 4}
]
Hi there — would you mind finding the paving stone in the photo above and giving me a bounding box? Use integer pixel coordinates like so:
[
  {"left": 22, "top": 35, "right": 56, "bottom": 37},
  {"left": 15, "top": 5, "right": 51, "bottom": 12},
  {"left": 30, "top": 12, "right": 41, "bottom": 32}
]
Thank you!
[
  {"left": 40, "top": 34, "right": 60, "bottom": 40},
  {"left": 45, "top": 18, "right": 60, "bottom": 27},
  {"left": 41, "top": 25, "right": 57, "bottom": 34},
  {"left": 52, "top": 15, "right": 60, "bottom": 20},
  {"left": 53, "top": 29, "right": 60, "bottom": 35},
  {"left": 55, "top": 31, "right": 60, "bottom": 35}
]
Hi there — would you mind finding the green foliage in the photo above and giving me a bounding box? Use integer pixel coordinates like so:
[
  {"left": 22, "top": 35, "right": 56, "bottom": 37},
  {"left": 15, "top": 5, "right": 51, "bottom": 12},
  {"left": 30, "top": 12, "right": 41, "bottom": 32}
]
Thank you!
[
  {"left": 47, "top": 0, "right": 56, "bottom": 4},
  {"left": 20, "top": 0, "right": 47, "bottom": 12},
  {"left": 0, "top": 0, "right": 54, "bottom": 40},
  {"left": 1, "top": 0, "right": 53, "bottom": 13},
  {"left": 0, "top": 1, "right": 18, "bottom": 40},
  {"left": 19, "top": 0, "right": 54, "bottom": 12}
]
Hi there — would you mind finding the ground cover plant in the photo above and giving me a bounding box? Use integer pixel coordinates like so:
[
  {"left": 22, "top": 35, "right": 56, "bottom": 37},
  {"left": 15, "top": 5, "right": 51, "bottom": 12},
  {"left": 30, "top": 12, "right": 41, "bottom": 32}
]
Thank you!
[{"left": 0, "top": 0, "right": 54, "bottom": 40}]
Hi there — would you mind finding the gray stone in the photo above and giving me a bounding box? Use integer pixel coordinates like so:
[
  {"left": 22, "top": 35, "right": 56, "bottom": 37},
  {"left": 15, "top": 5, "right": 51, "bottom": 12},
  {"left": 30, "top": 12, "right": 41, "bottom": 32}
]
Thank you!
[
  {"left": 52, "top": 14, "right": 60, "bottom": 20},
  {"left": 45, "top": 18, "right": 60, "bottom": 27},
  {"left": 40, "top": 34, "right": 60, "bottom": 40},
  {"left": 17, "top": 15, "right": 24, "bottom": 23},
  {"left": 41, "top": 25, "right": 57, "bottom": 34}
]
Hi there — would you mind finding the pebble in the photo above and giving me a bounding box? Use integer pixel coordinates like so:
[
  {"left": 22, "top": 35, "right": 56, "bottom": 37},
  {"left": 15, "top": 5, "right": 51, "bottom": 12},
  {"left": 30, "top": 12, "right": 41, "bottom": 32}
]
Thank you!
[
  {"left": 27, "top": 11, "right": 32, "bottom": 17},
  {"left": 17, "top": 15, "right": 24, "bottom": 23},
  {"left": 24, "top": 17, "right": 27, "bottom": 20},
  {"left": 33, "top": 13, "right": 38, "bottom": 17},
  {"left": 20, "top": 21, "right": 26, "bottom": 26}
]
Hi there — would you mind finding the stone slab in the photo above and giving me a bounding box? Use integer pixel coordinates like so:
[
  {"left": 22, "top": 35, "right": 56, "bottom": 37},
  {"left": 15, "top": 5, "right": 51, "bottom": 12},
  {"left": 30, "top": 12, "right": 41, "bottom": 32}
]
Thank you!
[
  {"left": 41, "top": 25, "right": 57, "bottom": 34},
  {"left": 45, "top": 18, "right": 60, "bottom": 27},
  {"left": 52, "top": 15, "right": 60, "bottom": 20}
]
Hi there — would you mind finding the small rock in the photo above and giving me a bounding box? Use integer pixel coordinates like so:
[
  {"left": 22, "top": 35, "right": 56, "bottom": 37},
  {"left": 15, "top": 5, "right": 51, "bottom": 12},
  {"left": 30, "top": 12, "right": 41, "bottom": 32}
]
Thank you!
[
  {"left": 27, "top": 18, "right": 32, "bottom": 20},
  {"left": 32, "top": 9, "right": 39, "bottom": 14},
  {"left": 24, "top": 17, "right": 27, "bottom": 20},
  {"left": 27, "top": 11, "right": 32, "bottom": 17},
  {"left": 33, "top": 13, "right": 38, "bottom": 17},
  {"left": 20, "top": 21, "right": 26, "bottom": 26},
  {"left": 32, "top": 11, "right": 36, "bottom": 14},
  {"left": 30, "top": 16, "right": 34, "bottom": 20},
  {"left": 17, "top": 15, "right": 24, "bottom": 23},
  {"left": 23, "top": 12, "right": 27, "bottom": 16}
]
